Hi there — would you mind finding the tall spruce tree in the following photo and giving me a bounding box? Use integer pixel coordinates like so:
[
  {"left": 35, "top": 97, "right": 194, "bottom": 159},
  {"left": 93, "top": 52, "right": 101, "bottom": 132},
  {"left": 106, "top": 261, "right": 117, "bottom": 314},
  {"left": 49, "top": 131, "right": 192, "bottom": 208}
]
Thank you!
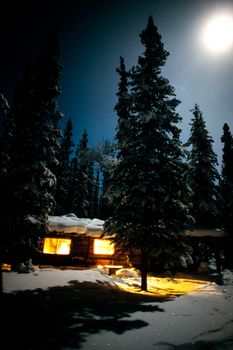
[
  {"left": 186, "top": 104, "right": 219, "bottom": 227},
  {"left": 115, "top": 56, "right": 132, "bottom": 159},
  {"left": 100, "top": 169, "right": 112, "bottom": 219},
  {"left": 87, "top": 158, "right": 96, "bottom": 217},
  {"left": 0, "top": 94, "right": 11, "bottom": 293},
  {"left": 97, "top": 139, "right": 116, "bottom": 219},
  {"left": 105, "top": 17, "right": 192, "bottom": 291},
  {"left": 70, "top": 130, "right": 89, "bottom": 217},
  {"left": 55, "top": 118, "right": 74, "bottom": 214},
  {"left": 69, "top": 154, "right": 79, "bottom": 214},
  {"left": 0, "top": 94, "right": 11, "bottom": 214},
  {"left": 92, "top": 169, "right": 100, "bottom": 217},
  {"left": 3, "top": 24, "right": 63, "bottom": 267},
  {"left": 0, "top": 93, "right": 10, "bottom": 134},
  {"left": 221, "top": 123, "right": 233, "bottom": 182},
  {"left": 220, "top": 123, "right": 233, "bottom": 265},
  {"left": 0, "top": 94, "right": 12, "bottom": 250}
]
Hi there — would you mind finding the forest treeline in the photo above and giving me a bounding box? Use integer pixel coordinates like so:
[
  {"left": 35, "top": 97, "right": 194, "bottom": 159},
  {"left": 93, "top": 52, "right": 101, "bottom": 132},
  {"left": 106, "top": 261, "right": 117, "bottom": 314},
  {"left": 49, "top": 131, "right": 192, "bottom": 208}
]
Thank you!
[{"left": 0, "top": 17, "right": 233, "bottom": 286}]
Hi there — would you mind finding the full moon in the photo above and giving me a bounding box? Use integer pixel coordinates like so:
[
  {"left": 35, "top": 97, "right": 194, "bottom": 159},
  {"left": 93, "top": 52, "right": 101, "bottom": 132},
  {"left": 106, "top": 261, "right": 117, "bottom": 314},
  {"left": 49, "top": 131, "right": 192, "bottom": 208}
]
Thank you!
[{"left": 201, "top": 12, "right": 233, "bottom": 54}]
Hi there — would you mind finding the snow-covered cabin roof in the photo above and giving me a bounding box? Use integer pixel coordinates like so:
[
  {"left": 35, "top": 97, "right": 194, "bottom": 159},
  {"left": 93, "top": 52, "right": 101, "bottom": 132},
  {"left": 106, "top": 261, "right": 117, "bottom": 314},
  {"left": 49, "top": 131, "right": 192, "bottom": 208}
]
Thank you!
[
  {"left": 47, "top": 213, "right": 105, "bottom": 237},
  {"left": 47, "top": 216, "right": 227, "bottom": 239}
]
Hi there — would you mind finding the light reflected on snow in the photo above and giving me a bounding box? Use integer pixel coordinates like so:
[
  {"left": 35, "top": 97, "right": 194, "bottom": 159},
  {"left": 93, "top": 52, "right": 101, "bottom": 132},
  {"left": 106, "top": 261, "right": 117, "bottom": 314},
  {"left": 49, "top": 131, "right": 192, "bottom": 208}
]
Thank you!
[{"left": 114, "top": 272, "right": 219, "bottom": 296}]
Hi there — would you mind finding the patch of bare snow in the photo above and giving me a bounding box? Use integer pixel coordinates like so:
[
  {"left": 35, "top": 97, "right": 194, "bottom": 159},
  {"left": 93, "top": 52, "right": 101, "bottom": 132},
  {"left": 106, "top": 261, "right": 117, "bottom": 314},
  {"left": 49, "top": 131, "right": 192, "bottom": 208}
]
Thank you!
[{"left": 2, "top": 267, "right": 115, "bottom": 293}]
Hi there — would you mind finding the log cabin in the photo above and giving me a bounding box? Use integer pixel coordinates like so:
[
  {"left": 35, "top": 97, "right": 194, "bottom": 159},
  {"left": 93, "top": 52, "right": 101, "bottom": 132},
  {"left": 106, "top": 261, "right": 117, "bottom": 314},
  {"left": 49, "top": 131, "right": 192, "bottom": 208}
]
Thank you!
[
  {"left": 40, "top": 214, "right": 227, "bottom": 272},
  {"left": 40, "top": 214, "right": 128, "bottom": 269}
]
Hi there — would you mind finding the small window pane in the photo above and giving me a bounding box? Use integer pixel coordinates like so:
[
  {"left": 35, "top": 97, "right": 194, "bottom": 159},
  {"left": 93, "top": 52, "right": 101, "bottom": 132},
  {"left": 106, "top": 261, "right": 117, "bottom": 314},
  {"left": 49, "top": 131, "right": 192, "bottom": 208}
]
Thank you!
[{"left": 94, "top": 239, "right": 114, "bottom": 255}]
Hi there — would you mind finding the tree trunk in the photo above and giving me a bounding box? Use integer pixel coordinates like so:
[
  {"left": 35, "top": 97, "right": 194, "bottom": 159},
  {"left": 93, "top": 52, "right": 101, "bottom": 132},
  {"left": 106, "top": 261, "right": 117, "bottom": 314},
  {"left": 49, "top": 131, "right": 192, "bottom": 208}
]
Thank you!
[{"left": 141, "top": 250, "right": 148, "bottom": 291}]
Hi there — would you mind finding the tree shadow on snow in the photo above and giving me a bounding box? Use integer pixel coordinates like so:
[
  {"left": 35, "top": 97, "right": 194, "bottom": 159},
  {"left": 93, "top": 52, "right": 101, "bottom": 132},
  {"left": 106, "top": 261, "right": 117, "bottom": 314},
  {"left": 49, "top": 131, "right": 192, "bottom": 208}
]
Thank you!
[{"left": 2, "top": 280, "right": 172, "bottom": 349}]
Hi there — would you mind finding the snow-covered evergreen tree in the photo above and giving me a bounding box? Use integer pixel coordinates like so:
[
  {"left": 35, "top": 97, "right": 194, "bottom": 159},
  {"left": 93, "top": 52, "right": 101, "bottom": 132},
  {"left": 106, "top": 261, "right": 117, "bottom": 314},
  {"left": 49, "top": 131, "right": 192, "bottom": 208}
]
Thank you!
[
  {"left": 114, "top": 56, "right": 132, "bottom": 159},
  {"left": 0, "top": 93, "right": 11, "bottom": 187},
  {"left": 87, "top": 158, "right": 98, "bottom": 217},
  {"left": 0, "top": 93, "right": 10, "bottom": 134},
  {"left": 0, "top": 94, "right": 12, "bottom": 290},
  {"left": 68, "top": 154, "right": 79, "bottom": 213},
  {"left": 219, "top": 123, "right": 233, "bottom": 265},
  {"left": 92, "top": 169, "right": 100, "bottom": 217},
  {"left": 105, "top": 17, "right": 192, "bottom": 291},
  {"left": 0, "top": 93, "right": 11, "bottom": 188},
  {"left": 3, "top": 24, "right": 63, "bottom": 266},
  {"left": 100, "top": 169, "right": 112, "bottom": 219},
  {"left": 221, "top": 123, "right": 233, "bottom": 183},
  {"left": 69, "top": 130, "right": 89, "bottom": 217},
  {"left": 55, "top": 118, "right": 74, "bottom": 214},
  {"left": 97, "top": 139, "right": 116, "bottom": 219},
  {"left": 186, "top": 104, "right": 219, "bottom": 227}
]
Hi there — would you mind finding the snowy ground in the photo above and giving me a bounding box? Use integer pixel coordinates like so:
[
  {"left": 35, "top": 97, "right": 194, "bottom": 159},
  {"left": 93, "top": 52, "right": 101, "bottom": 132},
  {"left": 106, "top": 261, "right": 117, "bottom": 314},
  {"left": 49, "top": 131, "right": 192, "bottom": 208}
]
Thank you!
[{"left": 2, "top": 265, "right": 233, "bottom": 349}]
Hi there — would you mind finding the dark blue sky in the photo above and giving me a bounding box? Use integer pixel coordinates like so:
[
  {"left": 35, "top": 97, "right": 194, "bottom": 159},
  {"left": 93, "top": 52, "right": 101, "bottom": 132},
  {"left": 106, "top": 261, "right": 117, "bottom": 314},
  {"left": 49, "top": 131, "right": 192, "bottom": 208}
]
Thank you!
[{"left": 1, "top": 0, "right": 233, "bottom": 167}]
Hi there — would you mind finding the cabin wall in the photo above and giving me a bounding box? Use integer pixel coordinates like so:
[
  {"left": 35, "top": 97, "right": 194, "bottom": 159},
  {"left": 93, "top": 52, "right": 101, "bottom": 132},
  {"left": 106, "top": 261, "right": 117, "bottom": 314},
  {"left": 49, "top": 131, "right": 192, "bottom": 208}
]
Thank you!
[{"left": 40, "top": 234, "right": 129, "bottom": 267}]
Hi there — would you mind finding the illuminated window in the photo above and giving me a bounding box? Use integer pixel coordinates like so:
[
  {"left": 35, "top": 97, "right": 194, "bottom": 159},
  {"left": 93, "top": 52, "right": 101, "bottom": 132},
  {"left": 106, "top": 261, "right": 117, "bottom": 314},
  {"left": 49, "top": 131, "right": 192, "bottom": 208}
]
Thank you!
[
  {"left": 94, "top": 239, "right": 114, "bottom": 255},
  {"left": 43, "top": 238, "right": 71, "bottom": 255}
]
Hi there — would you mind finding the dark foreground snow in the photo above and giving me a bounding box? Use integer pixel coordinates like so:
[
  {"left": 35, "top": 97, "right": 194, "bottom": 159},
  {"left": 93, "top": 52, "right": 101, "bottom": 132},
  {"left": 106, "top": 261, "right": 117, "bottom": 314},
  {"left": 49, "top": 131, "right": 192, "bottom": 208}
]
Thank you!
[{"left": 2, "top": 266, "right": 233, "bottom": 349}]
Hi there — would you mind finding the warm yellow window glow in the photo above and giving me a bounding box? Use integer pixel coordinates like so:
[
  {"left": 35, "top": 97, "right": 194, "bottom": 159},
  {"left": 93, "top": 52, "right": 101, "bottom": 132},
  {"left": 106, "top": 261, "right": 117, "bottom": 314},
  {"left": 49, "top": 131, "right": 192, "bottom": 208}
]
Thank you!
[
  {"left": 1, "top": 263, "right": 11, "bottom": 271},
  {"left": 43, "top": 238, "right": 71, "bottom": 255},
  {"left": 94, "top": 239, "right": 114, "bottom": 255}
]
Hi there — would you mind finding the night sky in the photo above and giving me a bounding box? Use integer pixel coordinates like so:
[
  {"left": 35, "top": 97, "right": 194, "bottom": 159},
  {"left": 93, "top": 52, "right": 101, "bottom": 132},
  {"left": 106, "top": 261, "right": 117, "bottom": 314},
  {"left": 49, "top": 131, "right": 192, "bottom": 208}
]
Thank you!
[{"left": 1, "top": 0, "right": 233, "bottom": 167}]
